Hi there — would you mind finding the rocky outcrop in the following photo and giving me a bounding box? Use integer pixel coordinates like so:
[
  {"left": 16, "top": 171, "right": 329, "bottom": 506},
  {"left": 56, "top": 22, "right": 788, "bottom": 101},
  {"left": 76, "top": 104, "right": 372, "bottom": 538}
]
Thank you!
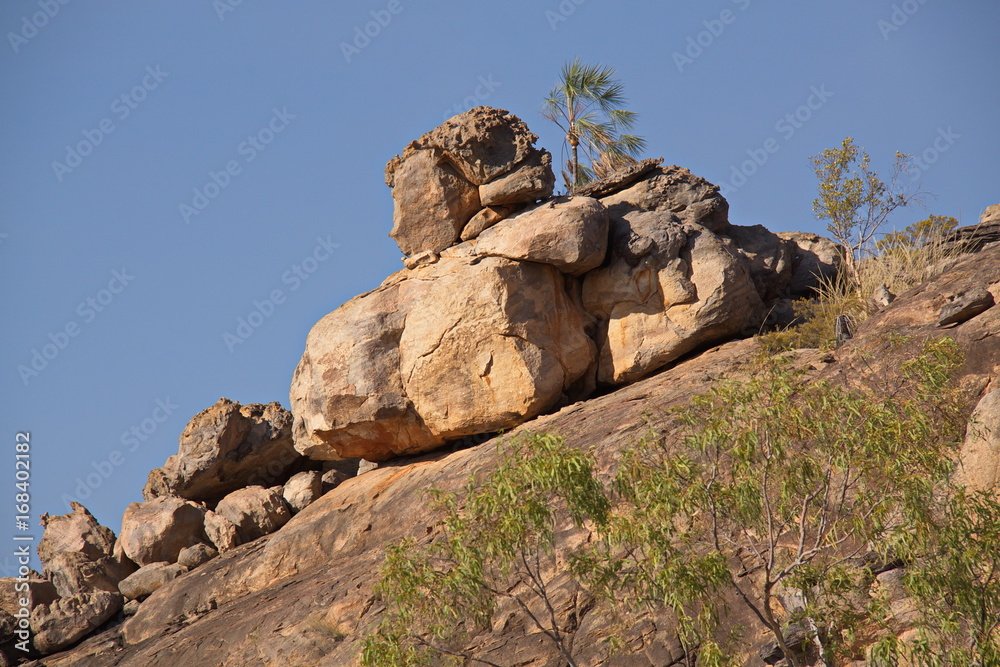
[
  {"left": 30, "top": 591, "right": 120, "bottom": 655},
  {"left": 203, "top": 511, "right": 241, "bottom": 554},
  {"left": 598, "top": 164, "right": 731, "bottom": 233},
  {"left": 214, "top": 486, "right": 290, "bottom": 543},
  {"left": 37, "top": 503, "right": 134, "bottom": 598},
  {"left": 118, "top": 498, "right": 207, "bottom": 567},
  {"left": 118, "top": 563, "right": 186, "bottom": 602},
  {"left": 385, "top": 107, "right": 554, "bottom": 256},
  {"left": 143, "top": 399, "right": 306, "bottom": 504},
  {"left": 290, "top": 254, "right": 597, "bottom": 461}
]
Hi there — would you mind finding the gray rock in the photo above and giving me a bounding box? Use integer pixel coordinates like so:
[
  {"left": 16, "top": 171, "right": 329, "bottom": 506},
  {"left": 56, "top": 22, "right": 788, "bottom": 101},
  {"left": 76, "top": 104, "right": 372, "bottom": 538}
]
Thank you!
[
  {"left": 118, "top": 562, "right": 187, "bottom": 601},
  {"left": 778, "top": 231, "right": 843, "bottom": 297},
  {"left": 118, "top": 497, "right": 207, "bottom": 566},
  {"left": 938, "top": 287, "right": 995, "bottom": 327},
  {"left": 143, "top": 399, "right": 306, "bottom": 504},
  {"left": 321, "top": 468, "right": 351, "bottom": 492},
  {"left": 177, "top": 543, "right": 218, "bottom": 569},
  {"left": 872, "top": 284, "right": 896, "bottom": 308},
  {"left": 723, "top": 224, "right": 795, "bottom": 301},
  {"left": 598, "top": 165, "right": 731, "bottom": 233},
  {"left": 574, "top": 157, "right": 664, "bottom": 198},
  {"left": 282, "top": 471, "right": 323, "bottom": 514},
  {"left": 215, "top": 486, "right": 291, "bottom": 542},
  {"left": 31, "top": 590, "right": 121, "bottom": 655}
]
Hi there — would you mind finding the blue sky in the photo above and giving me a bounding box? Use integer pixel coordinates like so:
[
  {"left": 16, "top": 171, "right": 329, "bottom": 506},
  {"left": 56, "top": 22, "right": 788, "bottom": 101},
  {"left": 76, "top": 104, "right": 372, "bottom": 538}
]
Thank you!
[{"left": 2, "top": 1, "right": 997, "bottom": 572}]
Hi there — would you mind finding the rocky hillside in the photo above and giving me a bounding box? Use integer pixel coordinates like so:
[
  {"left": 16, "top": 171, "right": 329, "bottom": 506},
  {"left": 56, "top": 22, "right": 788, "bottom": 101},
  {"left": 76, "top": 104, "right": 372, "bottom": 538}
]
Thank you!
[{"left": 2, "top": 108, "right": 997, "bottom": 666}]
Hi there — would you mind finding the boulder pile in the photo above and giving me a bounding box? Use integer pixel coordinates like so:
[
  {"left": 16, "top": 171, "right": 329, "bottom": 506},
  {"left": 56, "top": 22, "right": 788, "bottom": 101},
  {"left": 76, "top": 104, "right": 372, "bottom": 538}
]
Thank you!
[{"left": 290, "top": 106, "right": 841, "bottom": 461}]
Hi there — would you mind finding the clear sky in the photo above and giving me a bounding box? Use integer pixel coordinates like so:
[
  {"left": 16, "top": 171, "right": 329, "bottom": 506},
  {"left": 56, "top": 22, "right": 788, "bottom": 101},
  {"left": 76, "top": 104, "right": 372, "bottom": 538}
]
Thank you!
[{"left": 2, "top": 1, "right": 998, "bottom": 572}]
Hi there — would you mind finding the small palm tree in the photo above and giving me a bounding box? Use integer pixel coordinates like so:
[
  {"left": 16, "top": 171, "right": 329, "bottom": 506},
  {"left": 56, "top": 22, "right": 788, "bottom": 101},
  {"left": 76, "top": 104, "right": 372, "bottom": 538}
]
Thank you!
[{"left": 543, "top": 58, "right": 646, "bottom": 193}]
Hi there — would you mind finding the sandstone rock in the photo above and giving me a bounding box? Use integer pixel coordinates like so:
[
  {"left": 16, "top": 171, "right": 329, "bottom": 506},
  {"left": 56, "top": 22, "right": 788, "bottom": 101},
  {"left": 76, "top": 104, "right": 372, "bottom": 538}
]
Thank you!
[
  {"left": 385, "top": 107, "right": 551, "bottom": 257},
  {"left": 321, "top": 468, "right": 350, "bottom": 493},
  {"left": 938, "top": 287, "right": 995, "bottom": 327},
  {"left": 31, "top": 590, "right": 120, "bottom": 655},
  {"left": 473, "top": 197, "right": 609, "bottom": 276},
  {"left": 118, "top": 562, "right": 187, "bottom": 601},
  {"left": 957, "top": 390, "right": 1000, "bottom": 492},
  {"left": 777, "top": 231, "right": 843, "bottom": 297},
  {"left": 283, "top": 471, "right": 322, "bottom": 514},
  {"left": 478, "top": 149, "right": 555, "bottom": 206},
  {"left": 387, "top": 149, "right": 481, "bottom": 256},
  {"left": 143, "top": 399, "right": 304, "bottom": 504},
  {"left": 37, "top": 502, "right": 134, "bottom": 597},
  {"left": 460, "top": 205, "right": 518, "bottom": 241},
  {"left": 582, "top": 211, "right": 762, "bottom": 384},
  {"left": 402, "top": 250, "right": 439, "bottom": 270},
  {"left": 574, "top": 157, "right": 664, "bottom": 199},
  {"left": 118, "top": 497, "right": 207, "bottom": 566},
  {"left": 290, "top": 255, "right": 596, "bottom": 460},
  {"left": 204, "top": 511, "right": 241, "bottom": 553},
  {"left": 356, "top": 460, "right": 379, "bottom": 476},
  {"left": 723, "top": 224, "right": 795, "bottom": 301},
  {"left": 178, "top": 543, "right": 218, "bottom": 569},
  {"left": 0, "top": 572, "right": 58, "bottom": 624},
  {"left": 214, "top": 486, "right": 290, "bottom": 543},
  {"left": 598, "top": 165, "right": 730, "bottom": 233}
]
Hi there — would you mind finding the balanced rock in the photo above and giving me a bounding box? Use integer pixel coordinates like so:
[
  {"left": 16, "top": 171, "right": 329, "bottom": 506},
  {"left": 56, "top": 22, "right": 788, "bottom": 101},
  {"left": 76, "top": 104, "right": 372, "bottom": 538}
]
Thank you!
[
  {"left": 31, "top": 590, "right": 120, "bottom": 655},
  {"left": 385, "top": 107, "right": 554, "bottom": 257},
  {"left": 472, "top": 196, "right": 609, "bottom": 276},
  {"left": 143, "top": 399, "right": 304, "bottom": 504},
  {"left": 118, "top": 562, "right": 186, "bottom": 601},
  {"left": 38, "top": 502, "right": 134, "bottom": 597},
  {"left": 118, "top": 497, "right": 207, "bottom": 566},
  {"left": 290, "top": 254, "right": 596, "bottom": 460},
  {"left": 214, "top": 486, "right": 290, "bottom": 543},
  {"left": 582, "top": 210, "right": 762, "bottom": 384}
]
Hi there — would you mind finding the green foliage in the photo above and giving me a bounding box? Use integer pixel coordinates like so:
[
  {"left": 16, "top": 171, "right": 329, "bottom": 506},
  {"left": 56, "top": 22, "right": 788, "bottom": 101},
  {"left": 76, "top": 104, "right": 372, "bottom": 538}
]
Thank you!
[
  {"left": 361, "top": 432, "right": 610, "bottom": 667},
  {"left": 889, "top": 489, "right": 1000, "bottom": 666},
  {"left": 607, "top": 339, "right": 965, "bottom": 666},
  {"left": 543, "top": 58, "right": 646, "bottom": 193},
  {"left": 877, "top": 214, "right": 959, "bottom": 253},
  {"left": 758, "top": 296, "right": 864, "bottom": 353},
  {"left": 810, "top": 137, "right": 922, "bottom": 291}
]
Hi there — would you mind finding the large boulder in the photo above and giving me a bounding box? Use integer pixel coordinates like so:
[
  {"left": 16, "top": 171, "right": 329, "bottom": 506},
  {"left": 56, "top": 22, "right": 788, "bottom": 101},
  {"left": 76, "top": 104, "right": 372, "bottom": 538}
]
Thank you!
[
  {"left": 290, "top": 254, "right": 596, "bottom": 461},
  {"left": 143, "top": 399, "right": 306, "bottom": 504},
  {"left": 214, "top": 486, "right": 290, "bottom": 543},
  {"left": 118, "top": 562, "right": 187, "bottom": 602},
  {"left": 118, "top": 497, "right": 207, "bottom": 566},
  {"left": 31, "top": 591, "right": 121, "bottom": 655},
  {"left": 203, "top": 511, "right": 241, "bottom": 554},
  {"left": 37, "top": 503, "right": 134, "bottom": 597},
  {"left": 282, "top": 471, "right": 323, "bottom": 514},
  {"left": 598, "top": 165, "right": 731, "bottom": 233},
  {"left": 385, "top": 107, "right": 554, "bottom": 257},
  {"left": 472, "top": 196, "right": 609, "bottom": 276},
  {"left": 582, "top": 210, "right": 762, "bottom": 384},
  {"left": 723, "top": 225, "right": 795, "bottom": 301}
]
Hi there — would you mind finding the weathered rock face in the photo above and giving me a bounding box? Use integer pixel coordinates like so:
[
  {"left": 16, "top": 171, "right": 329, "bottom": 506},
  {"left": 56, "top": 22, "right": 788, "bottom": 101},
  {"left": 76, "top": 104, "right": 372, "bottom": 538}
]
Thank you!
[
  {"left": 583, "top": 211, "right": 762, "bottom": 384},
  {"left": 599, "top": 165, "right": 731, "bottom": 233},
  {"left": 143, "top": 399, "right": 304, "bottom": 504},
  {"left": 957, "top": 389, "right": 1000, "bottom": 492},
  {"left": 31, "top": 591, "right": 120, "bottom": 655},
  {"left": 385, "top": 107, "right": 554, "bottom": 257},
  {"left": 472, "top": 196, "right": 609, "bottom": 276},
  {"left": 38, "top": 503, "right": 134, "bottom": 598},
  {"left": 203, "top": 511, "right": 241, "bottom": 554},
  {"left": 118, "top": 498, "right": 207, "bottom": 567},
  {"left": 777, "top": 231, "right": 843, "bottom": 298},
  {"left": 723, "top": 224, "right": 795, "bottom": 302},
  {"left": 177, "top": 543, "right": 217, "bottom": 570},
  {"left": 290, "top": 254, "right": 596, "bottom": 461},
  {"left": 214, "top": 486, "right": 290, "bottom": 543}
]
